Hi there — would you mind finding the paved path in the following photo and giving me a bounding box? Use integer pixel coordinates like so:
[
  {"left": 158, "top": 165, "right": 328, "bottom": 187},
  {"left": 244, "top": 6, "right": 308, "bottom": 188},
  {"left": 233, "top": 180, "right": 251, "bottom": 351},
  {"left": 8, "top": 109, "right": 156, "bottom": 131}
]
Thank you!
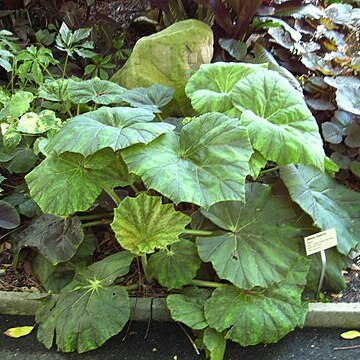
[{"left": 1, "top": 315, "right": 360, "bottom": 359}]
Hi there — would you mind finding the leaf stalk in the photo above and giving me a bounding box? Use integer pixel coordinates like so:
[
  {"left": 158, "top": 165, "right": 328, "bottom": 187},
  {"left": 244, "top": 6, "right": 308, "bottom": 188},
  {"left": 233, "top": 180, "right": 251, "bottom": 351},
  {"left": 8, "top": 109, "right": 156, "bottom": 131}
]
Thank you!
[
  {"left": 182, "top": 229, "right": 213, "bottom": 236},
  {"left": 190, "top": 279, "right": 223, "bottom": 288}
]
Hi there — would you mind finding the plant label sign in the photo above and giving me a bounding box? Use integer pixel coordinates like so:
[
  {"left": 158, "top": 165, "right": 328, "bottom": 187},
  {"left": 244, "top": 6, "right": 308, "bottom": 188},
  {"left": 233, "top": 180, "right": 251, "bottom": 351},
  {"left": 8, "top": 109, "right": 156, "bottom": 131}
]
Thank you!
[{"left": 304, "top": 228, "right": 337, "bottom": 256}]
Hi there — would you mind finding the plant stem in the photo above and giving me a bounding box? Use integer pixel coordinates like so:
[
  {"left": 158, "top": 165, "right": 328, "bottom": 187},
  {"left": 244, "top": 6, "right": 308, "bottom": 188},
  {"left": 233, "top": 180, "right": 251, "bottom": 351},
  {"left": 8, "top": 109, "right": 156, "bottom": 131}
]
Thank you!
[
  {"left": 182, "top": 229, "right": 213, "bottom": 236},
  {"left": 130, "top": 183, "right": 140, "bottom": 194},
  {"left": 78, "top": 212, "right": 113, "bottom": 221},
  {"left": 124, "top": 283, "right": 140, "bottom": 291},
  {"left": 41, "top": 64, "right": 54, "bottom": 79},
  {"left": 103, "top": 185, "right": 121, "bottom": 206},
  {"left": 62, "top": 54, "right": 69, "bottom": 78},
  {"left": 10, "top": 68, "right": 14, "bottom": 95},
  {"left": 259, "top": 166, "right": 280, "bottom": 175},
  {"left": 0, "top": 183, "right": 16, "bottom": 189},
  {"left": 82, "top": 219, "right": 112, "bottom": 228},
  {"left": 66, "top": 107, "right": 73, "bottom": 119},
  {"left": 141, "top": 254, "right": 151, "bottom": 282},
  {"left": 156, "top": 113, "right": 164, "bottom": 121},
  {"left": 190, "top": 279, "right": 223, "bottom": 288}
]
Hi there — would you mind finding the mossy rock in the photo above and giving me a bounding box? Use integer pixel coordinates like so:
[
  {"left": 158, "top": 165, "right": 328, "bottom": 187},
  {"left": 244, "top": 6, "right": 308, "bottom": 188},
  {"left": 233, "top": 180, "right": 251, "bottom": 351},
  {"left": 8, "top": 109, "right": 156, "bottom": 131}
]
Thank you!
[{"left": 111, "top": 19, "right": 213, "bottom": 116}]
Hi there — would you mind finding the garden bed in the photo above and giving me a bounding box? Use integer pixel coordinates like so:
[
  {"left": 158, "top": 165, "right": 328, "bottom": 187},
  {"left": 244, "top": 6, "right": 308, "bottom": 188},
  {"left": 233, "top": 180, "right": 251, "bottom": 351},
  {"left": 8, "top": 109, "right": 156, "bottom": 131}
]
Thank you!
[{"left": 0, "top": 1, "right": 359, "bottom": 358}]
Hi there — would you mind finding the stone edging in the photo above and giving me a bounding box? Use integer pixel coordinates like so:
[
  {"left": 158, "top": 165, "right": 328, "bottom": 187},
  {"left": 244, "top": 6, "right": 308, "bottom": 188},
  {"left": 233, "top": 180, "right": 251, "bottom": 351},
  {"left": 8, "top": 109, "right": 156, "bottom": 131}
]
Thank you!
[{"left": 1, "top": 291, "right": 360, "bottom": 327}]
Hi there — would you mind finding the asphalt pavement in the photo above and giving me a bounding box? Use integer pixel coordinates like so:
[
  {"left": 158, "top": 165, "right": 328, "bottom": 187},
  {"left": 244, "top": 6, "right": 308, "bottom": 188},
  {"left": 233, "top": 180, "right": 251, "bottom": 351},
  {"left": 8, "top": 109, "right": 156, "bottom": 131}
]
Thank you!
[{"left": 1, "top": 315, "right": 360, "bottom": 360}]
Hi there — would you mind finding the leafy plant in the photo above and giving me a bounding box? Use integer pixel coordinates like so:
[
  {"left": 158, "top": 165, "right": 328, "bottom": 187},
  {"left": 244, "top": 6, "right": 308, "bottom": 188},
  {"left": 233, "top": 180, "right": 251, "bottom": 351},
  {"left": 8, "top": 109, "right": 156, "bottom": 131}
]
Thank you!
[
  {"left": 16, "top": 45, "right": 58, "bottom": 85},
  {"left": 112, "top": 34, "right": 132, "bottom": 62},
  {"left": 0, "top": 9, "right": 359, "bottom": 358},
  {"left": 0, "top": 30, "right": 19, "bottom": 72},
  {"left": 55, "top": 22, "right": 96, "bottom": 77},
  {"left": 84, "top": 54, "right": 116, "bottom": 80},
  {"left": 14, "top": 61, "right": 358, "bottom": 358}
]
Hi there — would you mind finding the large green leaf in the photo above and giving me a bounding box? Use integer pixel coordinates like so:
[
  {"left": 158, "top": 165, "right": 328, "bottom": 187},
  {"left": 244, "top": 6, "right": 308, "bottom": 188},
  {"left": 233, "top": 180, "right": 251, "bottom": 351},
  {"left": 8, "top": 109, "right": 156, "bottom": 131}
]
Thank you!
[
  {"left": 32, "top": 230, "right": 96, "bottom": 292},
  {"left": 11, "top": 214, "right": 84, "bottom": 265},
  {"left": 111, "top": 193, "right": 191, "bottom": 255},
  {"left": 38, "top": 79, "right": 70, "bottom": 102},
  {"left": 185, "top": 62, "right": 267, "bottom": 114},
  {"left": 167, "top": 287, "right": 212, "bottom": 330},
  {"left": 36, "top": 251, "right": 134, "bottom": 353},
  {"left": 204, "top": 258, "right": 310, "bottom": 346},
  {"left": 122, "top": 113, "right": 253, "bottom": 208},
  {"left": 26, "top": 149, "right": 128, "bottom": 216},
  {"left": 45, "top": 107, "right": 173, "bottom": 157},
  {"left": 232, "top": 70, "right": 325, "bottom": 169},
  {"left": 147, "top": 239, "right": 201, "bottom": 289},
  {"left": 198, "top": 183, "right": 303, "bottom": 289},
  {"left": 122, "top": 84, "right": 174, "bottom": 113},
  {"left": 280, "top": 165, "right": 360, "bottom": 254},
  {"left": 0, "top": 200, "right": 20, "bottom": 229},
  {"left": 3, "top": 145, "right": 38, "bottom": 174},
  {"left": 67, "top": 78, "right": 126, "bottom": 105}
]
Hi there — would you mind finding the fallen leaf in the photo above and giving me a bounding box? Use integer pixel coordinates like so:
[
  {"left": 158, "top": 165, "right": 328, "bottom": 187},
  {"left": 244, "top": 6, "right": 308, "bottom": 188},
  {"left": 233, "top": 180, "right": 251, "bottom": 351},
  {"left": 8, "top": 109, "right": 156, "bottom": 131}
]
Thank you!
[
  {"left": 4, "top": 326, "right": 35, "bottom": 338},
  {"left": 341, "top": 330, "right": 360, "bottom": 340}
]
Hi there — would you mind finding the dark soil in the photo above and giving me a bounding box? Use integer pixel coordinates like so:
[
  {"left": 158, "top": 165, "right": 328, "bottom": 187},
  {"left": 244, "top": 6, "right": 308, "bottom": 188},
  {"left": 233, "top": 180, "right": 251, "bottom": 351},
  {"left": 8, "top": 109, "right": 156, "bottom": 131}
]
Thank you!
[
  {"left": 1, "top": 234, "right": 359, "bottom": 304},
  {"left": 337, "top": 256, "right": 360, "bottom": 303}
]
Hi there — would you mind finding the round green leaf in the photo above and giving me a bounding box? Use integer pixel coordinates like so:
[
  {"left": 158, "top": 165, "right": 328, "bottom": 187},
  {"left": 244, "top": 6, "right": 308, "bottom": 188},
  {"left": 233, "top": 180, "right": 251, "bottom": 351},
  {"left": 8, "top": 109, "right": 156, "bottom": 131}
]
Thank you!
[
  {"left": 45, "top": 106, "right": 173, "bottom": 157},
  {"left": 147, "top": 240, "right": 201, "bottom": 289},
  {"left": 17, "top": 110, "right": 61, "bottom": 134},
  {"left": 280, "top": 165, "right": 360, "bottom": 254},
  {"left": 198, "top": 183, "right": 302, "bottom": 289},
  {"left": 335, "top": 77, "right": 360, "bottom": 115},
  {"left": 204, "top": 259, "right": 310, "bottom": 346},
  {"left": 39, "top": 285, "right": 129, "bottom": 353},
  {"left": 122, "top": 84, "right": 174, "bottom": 113},
  {"left": 26, "top": 149, "right": 127, "bottom": 216},
  {"left": 167, "top": 287, "right": 211, "bottom": 330},
  {"left": 185, "top": 62, "right": 267, "bottom": 114},
  {"left": 232, "top": 70, "right": 325, "bottom": 169},
  {"left": 321, "top": 122, "right": 344, "bottom": 144},
  {"left": 111, "top": 193, "right": 191, "bottom": 255},
  {"left": 345, "top": 121, "right": 360, "bottom": 148},
  {"left": 67, "top": 78, "right": 126, "bottom": 105},
  {"left": 4, "top": 149, "right": 38, "bottom": 174},
  {"left": 122, "top": 113, "right": 253, "bottom": 208},
  {"left": 331, "top": 152, "right": 351, "bottom": 170},
  {"left": 11, "top": 214, "right": 84, "bottom": 265},
  {"left": 36, "top": 251, "right": 134, "bottom": 352},
  {"left": 0, "top": 200, "right": 20, "bottom": 229}
]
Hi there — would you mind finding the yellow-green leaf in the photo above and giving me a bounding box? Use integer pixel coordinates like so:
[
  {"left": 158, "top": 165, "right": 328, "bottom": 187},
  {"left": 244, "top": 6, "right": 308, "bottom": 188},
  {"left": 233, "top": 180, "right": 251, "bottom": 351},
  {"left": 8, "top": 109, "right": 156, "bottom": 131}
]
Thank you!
[
  {"left": 4, "top": 325, "right": 34, "bottom": 338},
  {"left": 341, "top": 330, "right": 360, "bottom": 339}
]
